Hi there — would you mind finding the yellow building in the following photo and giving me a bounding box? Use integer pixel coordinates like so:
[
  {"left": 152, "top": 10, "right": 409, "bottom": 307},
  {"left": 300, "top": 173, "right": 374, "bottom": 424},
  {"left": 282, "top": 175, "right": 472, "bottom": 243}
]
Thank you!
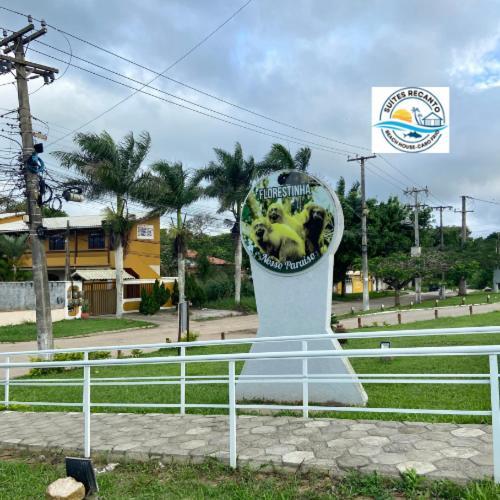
[
  {"left": 0, "top": 212, "right": 161, "bottom": 279},
  {"left": 0, "top": 212, "right": 174, "bottom": 315}
]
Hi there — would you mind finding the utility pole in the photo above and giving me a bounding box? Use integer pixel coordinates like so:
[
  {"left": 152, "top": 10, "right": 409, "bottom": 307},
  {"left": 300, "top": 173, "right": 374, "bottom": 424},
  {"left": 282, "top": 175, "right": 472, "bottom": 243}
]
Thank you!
[
  {"left": 453, "top": 196, "right": 474, "bottom": 296},
  {"left": 404, "top": 187, "right": 428, "bottom": 304},
  {"left": 347, "top": 154, "right": 376, "bottom": 311},
  {"left": 64, "top": 220, "right": 70, "bottom": 281},
  {"left": 430, "top": 205, "right": 453, "bottom": 299},
  {"left": 0, "top": 20, "right": 58, "bottom": 353}
]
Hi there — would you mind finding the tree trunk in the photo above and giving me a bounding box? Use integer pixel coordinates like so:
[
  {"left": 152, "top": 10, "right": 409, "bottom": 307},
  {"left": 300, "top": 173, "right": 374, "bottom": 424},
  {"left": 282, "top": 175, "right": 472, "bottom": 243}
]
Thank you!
[
  {"left": 458, "top": 276, "right": 467, "bottom": 296},
  {"left": 234, "top": 206, "right": 242, "bottom": 305},
  {"left": 115, "top": 238, "right": 124, "bottom": 318},
  {"left": 394, "top": 288, "right": 401, "bottom": 307},
  {"left": 177, "top": 208, "right": 185, "bottom": 304}
]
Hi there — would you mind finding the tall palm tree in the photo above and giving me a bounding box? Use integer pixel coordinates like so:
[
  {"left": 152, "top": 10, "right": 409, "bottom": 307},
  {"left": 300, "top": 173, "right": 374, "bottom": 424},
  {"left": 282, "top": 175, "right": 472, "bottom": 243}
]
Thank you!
[
  {"left": 194, "top": 143, "right": 259, "bottom": 304},
  {"left": 53, "top": 131, "right": 152, "bottom": 317},
  {"left": 139, "top": 161, "right": 202, "bottom": 305},
  {"left": 260, "top": 143, "right": 312, "bottom": 171},
  {"left": 0, "top": 234, "right": 28, "bottom": 280}
]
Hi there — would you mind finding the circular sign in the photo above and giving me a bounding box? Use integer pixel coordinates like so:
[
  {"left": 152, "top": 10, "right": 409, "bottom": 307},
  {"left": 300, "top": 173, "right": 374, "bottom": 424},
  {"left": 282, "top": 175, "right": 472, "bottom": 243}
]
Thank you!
[{"left": 241, "top": 170, "right": 343, "bottom": 275}]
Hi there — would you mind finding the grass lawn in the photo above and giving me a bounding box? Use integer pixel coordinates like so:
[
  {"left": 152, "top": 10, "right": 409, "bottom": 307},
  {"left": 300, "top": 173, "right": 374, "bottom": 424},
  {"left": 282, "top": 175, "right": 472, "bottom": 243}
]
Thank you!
[
  {"left": 333, "top": 290, "right": 399, "bottom": 302},
  {"left": 4, "top": 312, "right": 500, "bottom": 424},
  {"left": 0, "top": 318, "right": 156, "bottom": 343},
  {"left": 338, "top": 291, "right": 500, "bottom": 319},
  {"left": 1, "top": 455, "right": 499, "bottom": 499}
]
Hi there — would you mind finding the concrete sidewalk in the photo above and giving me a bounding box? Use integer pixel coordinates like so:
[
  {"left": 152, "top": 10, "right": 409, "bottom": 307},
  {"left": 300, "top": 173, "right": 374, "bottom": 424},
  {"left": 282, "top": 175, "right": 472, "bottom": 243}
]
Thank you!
[{"left": 0, "top": 411, "right": 493, "bottom": 481}]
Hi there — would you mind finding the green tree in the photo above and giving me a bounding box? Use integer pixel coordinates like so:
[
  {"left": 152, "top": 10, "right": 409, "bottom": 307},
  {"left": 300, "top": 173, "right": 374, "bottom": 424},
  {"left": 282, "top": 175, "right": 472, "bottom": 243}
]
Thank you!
[
  {"left": 260, "top": 143, "right": 312, "bottom": 171},
  {"left": 53, "top": 130, "right": 152, "bottom": 317},
  {"left": 371, "top": 250, "right": 446, "bottom": 306},
  {"left": 195, "top": 142, "right": 297, "bottom": 305},
  {"left": 0, "top": 234, "right": 29, "bottom": 281},
  {"left": 139, "top": 161, "right": 202, "bottom": 305}
]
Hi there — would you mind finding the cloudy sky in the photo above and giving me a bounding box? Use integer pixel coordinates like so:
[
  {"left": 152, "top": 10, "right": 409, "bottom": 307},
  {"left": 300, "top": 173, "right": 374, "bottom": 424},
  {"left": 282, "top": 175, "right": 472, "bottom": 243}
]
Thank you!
[{"left": 1, "top": 0, "right": 500, "bottom": 236}]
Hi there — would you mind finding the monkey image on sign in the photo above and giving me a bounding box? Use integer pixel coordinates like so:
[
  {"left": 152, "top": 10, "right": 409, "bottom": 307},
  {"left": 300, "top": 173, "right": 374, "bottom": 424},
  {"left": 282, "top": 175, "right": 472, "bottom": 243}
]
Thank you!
[
  {"left": 251, "top": 218, "right": 305, "bottom": 261},
  {"left": 241, "top": 171, "right": 335, "bottom": 274}
]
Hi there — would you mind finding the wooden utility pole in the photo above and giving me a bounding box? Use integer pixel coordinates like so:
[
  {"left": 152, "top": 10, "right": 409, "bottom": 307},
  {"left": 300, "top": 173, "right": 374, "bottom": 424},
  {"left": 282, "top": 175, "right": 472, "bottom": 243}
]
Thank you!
[
  {"left": 454, "top": 196, "right": 474, "bottom": 295},
  {"left": 404, "top": 187, "right": 428, "bottom": 304},
  {"left": 1, "top": 20, "right": 58, "bottom": 353},
  {"left": 430, "top": 205, "right": 453, "bottom": 299},
  {"left": 347, "top": 154, "right": 376, "bottom": 311}
]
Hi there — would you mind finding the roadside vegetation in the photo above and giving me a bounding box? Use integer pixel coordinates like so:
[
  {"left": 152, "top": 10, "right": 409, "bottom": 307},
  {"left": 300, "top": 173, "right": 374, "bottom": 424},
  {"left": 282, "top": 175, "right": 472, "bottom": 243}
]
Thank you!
[
  {"left": 1, "top": 456, "right": 499, "bottom": 499},
  {"left": 337, "top": 291, "right": 500, "bottom": 319},
  {"left": 4, "top": 312, "right": 500, "bottom": 424},
  {"left": 0, "top": 318, "right": 155, "bottom": 343}
]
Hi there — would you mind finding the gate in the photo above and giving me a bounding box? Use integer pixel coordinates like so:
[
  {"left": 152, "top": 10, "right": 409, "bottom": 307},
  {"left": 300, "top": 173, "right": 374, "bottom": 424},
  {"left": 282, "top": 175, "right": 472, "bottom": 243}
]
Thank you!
[{"left": 83, "top": 281, "right": 117, "bottom": 316}]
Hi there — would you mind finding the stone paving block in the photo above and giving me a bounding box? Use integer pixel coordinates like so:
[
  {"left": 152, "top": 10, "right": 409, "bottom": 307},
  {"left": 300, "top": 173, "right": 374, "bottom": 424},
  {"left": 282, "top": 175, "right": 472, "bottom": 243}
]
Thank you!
[
  {"left": 359, "top": 436, "right": 390, "bottom": 447},
  {"left": 372, "top": 452, "right": 407, "bottom": 465},
  {"left": 451, "top": 428, "right": 485, "bottom": 438},
  {"left": 441, "top": 447, "right": 479, "bottom": 459},
  {"left": 413, "top": 439, "right": 449, "bottom": 451},
  {"left": 282, "top": 450, "right": 315, "bottom": 465},
  {"left": 349, "top": 445, "right": 382, "bottom": 457},
  {"left": 383, "top": 443, "right": 414, "bottom": 453},
  {"left": 250, "top": 425, "right": 277, "bottom": 434},
  {"left": 336, "top": 452, "right": 371, "bottom": 469},
  {"left": 397, "top": 461, "right": 436, "bottom": 475}
]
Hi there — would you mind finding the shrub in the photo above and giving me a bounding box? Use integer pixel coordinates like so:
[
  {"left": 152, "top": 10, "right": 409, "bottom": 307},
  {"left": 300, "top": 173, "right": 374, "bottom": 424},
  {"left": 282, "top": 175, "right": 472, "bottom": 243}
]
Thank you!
[
  {"left": 186, "top": 274, "right": 206, "bottom": 307},
  {"left": 29, "top": 351, "right": 110, "bottom": 376},
  {"left": 139, "top": 288, "right": 159, "bottom": 315},
  {"left": 179, "top": 330, "right": 200, "bottom": 342},
  {"left": 171, "top": 280, "right": 179, "bottom": 306},
  {"left": 153, "top": 279, "right": 171, "bottom": 307},
  {"left": 203, "top": 275, "right": 234, "bottom": 302}
]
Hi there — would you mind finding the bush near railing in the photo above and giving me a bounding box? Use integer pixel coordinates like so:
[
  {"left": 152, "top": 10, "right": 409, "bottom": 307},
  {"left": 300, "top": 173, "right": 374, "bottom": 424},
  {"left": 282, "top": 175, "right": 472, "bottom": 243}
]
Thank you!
[{"left": 29, "top": 351, "right": 111, "bottom": 376}]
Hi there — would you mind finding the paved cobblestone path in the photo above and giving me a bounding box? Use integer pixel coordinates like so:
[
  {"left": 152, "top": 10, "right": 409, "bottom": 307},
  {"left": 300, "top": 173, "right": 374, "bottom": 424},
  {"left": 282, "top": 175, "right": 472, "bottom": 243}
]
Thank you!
[{"left": 0, "top": 411, "right": 494, "bottom": 481}]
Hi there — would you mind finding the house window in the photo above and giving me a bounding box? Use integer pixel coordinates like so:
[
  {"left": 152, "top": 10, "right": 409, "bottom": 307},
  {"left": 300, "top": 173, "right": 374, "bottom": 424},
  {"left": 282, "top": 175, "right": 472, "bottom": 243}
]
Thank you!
[
  {"left": 49, "top": 234, "right": 65, "bottom": 251},
  {"left": 88, "top": 231, "right": 105, "bottom": 249}
]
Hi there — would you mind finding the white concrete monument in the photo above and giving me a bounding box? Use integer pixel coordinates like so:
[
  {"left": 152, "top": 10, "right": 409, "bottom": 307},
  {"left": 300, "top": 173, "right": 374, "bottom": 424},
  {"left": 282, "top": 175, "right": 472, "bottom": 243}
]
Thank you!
[{"left": 237, "top": 170, "right": 367, "bottom": 405}]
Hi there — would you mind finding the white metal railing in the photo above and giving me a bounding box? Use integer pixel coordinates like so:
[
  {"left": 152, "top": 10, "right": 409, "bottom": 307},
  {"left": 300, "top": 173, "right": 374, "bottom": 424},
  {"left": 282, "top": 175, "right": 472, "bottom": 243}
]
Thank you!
[{"left": 1, "top": 327, "right": 500, "bottom": 480}]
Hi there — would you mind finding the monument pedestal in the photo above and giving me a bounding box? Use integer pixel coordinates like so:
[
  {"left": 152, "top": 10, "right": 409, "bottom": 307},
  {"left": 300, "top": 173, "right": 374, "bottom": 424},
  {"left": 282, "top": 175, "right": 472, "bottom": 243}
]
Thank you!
[{"left": 236, "top": 253, "right": 368, "bottom": 405}]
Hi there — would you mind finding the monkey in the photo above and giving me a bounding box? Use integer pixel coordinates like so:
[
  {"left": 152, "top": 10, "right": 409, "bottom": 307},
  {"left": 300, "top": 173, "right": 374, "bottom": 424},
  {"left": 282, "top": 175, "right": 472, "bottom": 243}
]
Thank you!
[
  {"left": 299, "top": 203, "right": 328, "bottom": 255},
  {"left": 266, "top": 202, "right": 305, "bottom": 240},
  {"left": 251, "top": 218, "right": 305, "bottom": 261}
]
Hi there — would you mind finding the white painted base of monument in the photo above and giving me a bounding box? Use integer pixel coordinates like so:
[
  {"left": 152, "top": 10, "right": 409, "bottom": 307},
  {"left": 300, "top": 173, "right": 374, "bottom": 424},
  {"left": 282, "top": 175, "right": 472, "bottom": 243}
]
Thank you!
[{"left": 236, "top": 254, "right": 368, "bottom": 405}]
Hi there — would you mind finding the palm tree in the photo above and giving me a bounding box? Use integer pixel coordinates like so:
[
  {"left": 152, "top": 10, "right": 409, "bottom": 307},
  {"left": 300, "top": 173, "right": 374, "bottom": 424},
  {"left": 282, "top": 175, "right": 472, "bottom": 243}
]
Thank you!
[
  {"left": 260, "top": 143, "right": 312, "bottom": 171},
  {"left": 196, "top": 142, "right": 312, "bottom": 305},
  {"left": 0, "top": 234, "right": 28, "bottom": 280},
  {"left": 194, "top": 143, "right": 259, "bottom": 304},
  {"left": 139, "top": 161, "right": 202, "bottom": 305},
  {"left": 53, "top": 131, "right": 152, "bottom": 317}
]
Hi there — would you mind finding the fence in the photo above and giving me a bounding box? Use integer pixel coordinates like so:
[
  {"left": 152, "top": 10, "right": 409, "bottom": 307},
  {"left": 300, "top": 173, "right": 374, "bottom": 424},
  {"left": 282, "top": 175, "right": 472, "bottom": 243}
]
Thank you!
[{"left": 1, "top": 327, "right": 500, "bottom": 481}]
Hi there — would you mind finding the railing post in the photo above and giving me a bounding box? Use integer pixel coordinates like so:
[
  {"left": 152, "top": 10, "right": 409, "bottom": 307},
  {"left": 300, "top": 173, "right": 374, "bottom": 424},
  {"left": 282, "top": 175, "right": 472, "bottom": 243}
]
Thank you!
[
  {"left": 83, "top": 352, "right": 91, "bottom": 459},
  {"left": 228, "top": 361, "right": 237, "bottom": 469},
  {"left": 4, "top": 356, "right": 9, "bottom": 408},
  {"left": 302, "top": 341, "right": 309, "bottom": 419},
  {"left": 489, "top": 354, "right": 500, "bottom": 483},
  {"left": 180, "top": 346, "right": 186, "bottom": 415}
]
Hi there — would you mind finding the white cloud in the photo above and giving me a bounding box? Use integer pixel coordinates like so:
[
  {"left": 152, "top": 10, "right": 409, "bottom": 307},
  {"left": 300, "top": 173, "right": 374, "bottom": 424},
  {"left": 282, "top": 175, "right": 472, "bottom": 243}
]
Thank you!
[{"left": 450, "top": 27, "right": 500, "bottom": 91}]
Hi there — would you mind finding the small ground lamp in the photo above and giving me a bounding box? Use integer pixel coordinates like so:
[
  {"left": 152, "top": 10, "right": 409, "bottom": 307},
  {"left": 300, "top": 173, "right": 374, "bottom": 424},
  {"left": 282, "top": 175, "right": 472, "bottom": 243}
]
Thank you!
[{"left": 379, "top": 341, "right": 392, "bottom": 361}]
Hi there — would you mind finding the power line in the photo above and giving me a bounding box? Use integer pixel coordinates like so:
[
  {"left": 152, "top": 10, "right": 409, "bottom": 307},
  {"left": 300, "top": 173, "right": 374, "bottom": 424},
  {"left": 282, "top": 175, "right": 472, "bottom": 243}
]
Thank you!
[
  {"left": 28, "top": 46, "right": 353, "bottom": 157},
  {"left": 20, "top": 0, "right": 255, "bottom": 147}
]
